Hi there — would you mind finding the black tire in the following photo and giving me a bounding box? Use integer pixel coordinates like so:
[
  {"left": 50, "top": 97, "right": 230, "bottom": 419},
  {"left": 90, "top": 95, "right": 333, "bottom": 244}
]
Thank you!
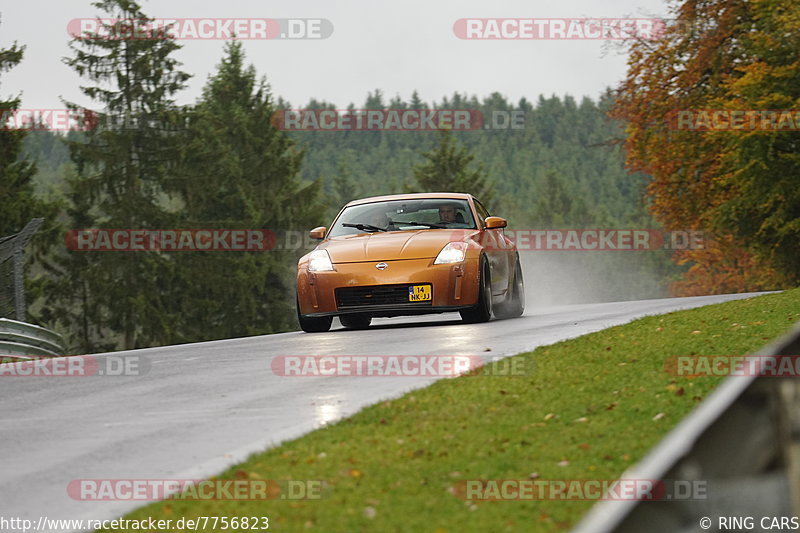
[
  {"left": 340, "top": 314, "right": 372, "bottom": 330},
  {"left": 494, "top": 258, "right": 525, "bottom": 319},
  {"left": 297, "top": 297, "right": 332, "bottom": 333},
  {"left": 460, "top": 256, "right": 493, "bottom": 323}
]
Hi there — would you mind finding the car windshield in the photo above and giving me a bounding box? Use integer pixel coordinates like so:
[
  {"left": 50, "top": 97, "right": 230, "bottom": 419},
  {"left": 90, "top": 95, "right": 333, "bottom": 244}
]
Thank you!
[{"left": 327, "top": 198, "right": 477, "bottom": 238}]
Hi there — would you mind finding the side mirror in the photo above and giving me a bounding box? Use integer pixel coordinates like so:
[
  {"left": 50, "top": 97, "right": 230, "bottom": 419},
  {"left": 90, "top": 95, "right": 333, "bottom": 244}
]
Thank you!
[
  {"left": 484, "top": 216, "right": 507, "bottom": 229},
  {"left": 309, "top": 226, "right": 327, "bottom": 240}
]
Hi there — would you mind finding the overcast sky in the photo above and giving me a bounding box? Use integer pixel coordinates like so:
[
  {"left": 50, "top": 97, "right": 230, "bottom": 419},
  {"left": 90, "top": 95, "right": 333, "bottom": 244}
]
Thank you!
[{"left": 2, "top": 0, "right": 671, "bottom": 111}]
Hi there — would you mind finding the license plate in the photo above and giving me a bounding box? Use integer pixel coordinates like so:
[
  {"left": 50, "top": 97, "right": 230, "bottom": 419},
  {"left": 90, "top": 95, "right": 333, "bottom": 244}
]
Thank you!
[{"left": 408, "top": 285, "right": 431, "bottom": 302}]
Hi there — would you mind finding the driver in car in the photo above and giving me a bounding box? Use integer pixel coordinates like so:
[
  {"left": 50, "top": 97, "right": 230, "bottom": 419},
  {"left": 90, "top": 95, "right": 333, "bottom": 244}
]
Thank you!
[
  {"left": 438, "top": 204, "right": 463, "bottom": 225},
  {"left": 369, "top": 210, "right": 391, "bottom": 229}
]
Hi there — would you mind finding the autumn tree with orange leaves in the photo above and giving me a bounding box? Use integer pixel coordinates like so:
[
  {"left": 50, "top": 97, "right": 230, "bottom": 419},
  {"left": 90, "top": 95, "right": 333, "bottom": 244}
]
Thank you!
[{"left": 612, "top": 0, "right": 800, "bottom": 295}]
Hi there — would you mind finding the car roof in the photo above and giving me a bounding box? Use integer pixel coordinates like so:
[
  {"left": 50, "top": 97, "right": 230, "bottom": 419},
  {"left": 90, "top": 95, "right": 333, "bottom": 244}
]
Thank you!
[{"left": 345, "top": 192, "right": 474, "bottom": 207}]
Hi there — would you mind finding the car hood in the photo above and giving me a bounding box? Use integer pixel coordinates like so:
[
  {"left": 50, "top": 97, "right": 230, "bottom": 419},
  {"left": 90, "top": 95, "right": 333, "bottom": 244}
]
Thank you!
[{"left": 320, "top": 229, "right": 475, "bottom": 263}]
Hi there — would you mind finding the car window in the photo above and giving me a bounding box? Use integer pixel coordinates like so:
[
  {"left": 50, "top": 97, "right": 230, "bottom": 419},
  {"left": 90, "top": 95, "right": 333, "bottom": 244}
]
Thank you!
[
  {"left": 474, "top": 199, "right": 490, "bottom": 224},
  {"left": 327, "top": 198, "right": 477, "bottom": 238}
]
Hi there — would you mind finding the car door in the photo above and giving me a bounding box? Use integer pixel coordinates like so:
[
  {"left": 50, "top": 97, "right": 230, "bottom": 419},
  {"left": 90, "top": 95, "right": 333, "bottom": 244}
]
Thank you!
[{"left": 473, "top": 199, "right": 511, "bottom": 298}]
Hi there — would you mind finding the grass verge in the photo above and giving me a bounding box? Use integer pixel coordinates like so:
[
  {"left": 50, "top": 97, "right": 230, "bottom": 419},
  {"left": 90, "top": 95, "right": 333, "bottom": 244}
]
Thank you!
[{"left": 109, "top": 289, "right": 799, "bottom": 532}]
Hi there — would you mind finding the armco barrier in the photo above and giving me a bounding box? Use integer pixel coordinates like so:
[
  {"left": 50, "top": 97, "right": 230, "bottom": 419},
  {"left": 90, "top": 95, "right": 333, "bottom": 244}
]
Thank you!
[
  {"left": 572, "top": 321, "right": 800, "bottom": 532},
  {"left": 0, "top": 318, "right": 63, "bottom": 359}
]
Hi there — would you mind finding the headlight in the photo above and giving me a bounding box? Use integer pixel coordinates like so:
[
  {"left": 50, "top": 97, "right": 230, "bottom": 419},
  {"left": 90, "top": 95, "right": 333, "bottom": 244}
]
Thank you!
[
  {"left": 434, "top": 242, "right": 467, "bottom": 264},
  {"left": 308, "top": 249, "right": 334, "bottom": 272}
]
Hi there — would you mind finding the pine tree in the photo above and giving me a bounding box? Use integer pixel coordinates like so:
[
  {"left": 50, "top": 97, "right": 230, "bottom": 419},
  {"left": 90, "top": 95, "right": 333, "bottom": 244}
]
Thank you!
[
  {"left": 0, "top": 34, "right": 56, "bottom": 237},
  {"left": 58, "top": 0, "right": 190, "bottom": 350},
  {"left": 409, "top": 90, "right": 424, "bottom": 110},
  {"left": 0, "top": 25, "right": 60, "bottom": 324},
  {"left": 529, "top": 171, "right": 595, "bottom": 226},
  {"left": 39, "top": 167, "right": 114, "bottom": 352},
  {"left": 171, "top": 41, "right": 322, "bottom": 341},
  {"left": 330, "top": 160, "right": 359, "bottom": 215},
  {"left": 410, "top": 129, "right": 493, "bottom": 204},
  {"left": 364, "top": 89, "right": 385, "bottom": 110}
]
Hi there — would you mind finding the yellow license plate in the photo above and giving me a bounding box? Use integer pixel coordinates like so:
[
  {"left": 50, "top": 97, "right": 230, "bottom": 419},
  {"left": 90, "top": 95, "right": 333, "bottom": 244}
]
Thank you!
[{"left": 409, "top": 285, "right": 431, "bottom": 302}]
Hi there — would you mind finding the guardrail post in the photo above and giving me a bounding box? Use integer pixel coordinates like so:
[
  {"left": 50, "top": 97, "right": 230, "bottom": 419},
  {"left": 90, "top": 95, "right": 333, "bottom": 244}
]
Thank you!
[
  {"left": 13, "top": 247, "right": 26, "bottom": 321},
  {"left": 777, "top": 378, "right": 800, "bottom": 516}
]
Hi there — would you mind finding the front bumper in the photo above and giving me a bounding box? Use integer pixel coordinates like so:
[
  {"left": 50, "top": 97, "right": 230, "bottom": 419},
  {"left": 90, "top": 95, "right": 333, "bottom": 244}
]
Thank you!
[{"left": 297, "top": 257, "right": 480, "bottom": 317}]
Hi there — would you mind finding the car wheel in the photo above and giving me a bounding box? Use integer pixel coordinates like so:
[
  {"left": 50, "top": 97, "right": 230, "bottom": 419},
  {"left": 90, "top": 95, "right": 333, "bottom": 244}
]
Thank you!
[
  {"left": 494, "top": 258, "right": 525, "bottom": 319},
  {"left": 340, "top": 314, "right": 372, "bottom": 329},
  {"left": 296, "top": 296, "right": 332, "bottom": 333},
  {"left": 460, "top": 256, "right": 492, "bottom": 323}
]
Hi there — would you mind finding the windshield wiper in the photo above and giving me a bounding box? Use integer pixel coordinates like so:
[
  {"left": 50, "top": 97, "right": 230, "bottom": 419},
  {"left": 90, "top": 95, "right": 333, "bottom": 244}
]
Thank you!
[
  {"left": 342, "top": 223, "right": 387, "bottom": 232},
  {"left": 396, "top": 221, "right": 446, "bottom": 229}
]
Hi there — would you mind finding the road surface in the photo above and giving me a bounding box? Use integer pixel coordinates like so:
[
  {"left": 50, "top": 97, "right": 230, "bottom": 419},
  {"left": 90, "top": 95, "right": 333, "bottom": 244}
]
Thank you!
[{"left": 0, "top": 292, "right": 766, "bottom": 525}]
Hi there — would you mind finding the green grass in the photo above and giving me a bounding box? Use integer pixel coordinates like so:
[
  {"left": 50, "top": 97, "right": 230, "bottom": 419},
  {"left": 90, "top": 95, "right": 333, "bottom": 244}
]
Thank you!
[{"left": 111, "top": 289, "right": 799, "bottom": 533}]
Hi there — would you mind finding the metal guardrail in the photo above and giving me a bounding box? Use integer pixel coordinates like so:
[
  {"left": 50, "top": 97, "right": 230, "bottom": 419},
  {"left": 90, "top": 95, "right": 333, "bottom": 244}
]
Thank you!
[
  {"left": 0, "top": 218, "right": 43, "bottom": 321},
  {"left": 0, "top": 318, "right": 64, "bottom": 359},
  {"left": 572, "top": 321, "right": 800, "bottom": 533},
  {"left": 0, "top": 341, "right": 60, "bottom": 359}
]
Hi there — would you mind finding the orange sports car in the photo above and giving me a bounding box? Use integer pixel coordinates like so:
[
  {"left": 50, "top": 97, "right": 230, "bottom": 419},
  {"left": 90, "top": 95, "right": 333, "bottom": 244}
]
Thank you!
[{"left": 295, "top": 192, "right": 524, "bottom": 332}]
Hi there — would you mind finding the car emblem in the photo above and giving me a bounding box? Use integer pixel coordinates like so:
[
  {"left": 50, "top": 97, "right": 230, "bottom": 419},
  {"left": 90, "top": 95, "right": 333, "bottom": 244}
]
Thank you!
[{"left": 375, "top": 262, "right": 388, "bottom": 270}]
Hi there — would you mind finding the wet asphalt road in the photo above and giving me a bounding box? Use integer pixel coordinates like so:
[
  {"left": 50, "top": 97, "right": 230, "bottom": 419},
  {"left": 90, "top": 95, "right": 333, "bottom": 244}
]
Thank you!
[{"left": 0, "top": 292, "right": 766, "bottom": 525}]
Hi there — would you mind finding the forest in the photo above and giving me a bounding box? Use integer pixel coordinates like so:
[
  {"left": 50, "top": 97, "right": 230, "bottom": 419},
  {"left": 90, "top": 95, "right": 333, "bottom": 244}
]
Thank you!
[{"left": 2, "top": 0, "right": 797, "bottom": 352}]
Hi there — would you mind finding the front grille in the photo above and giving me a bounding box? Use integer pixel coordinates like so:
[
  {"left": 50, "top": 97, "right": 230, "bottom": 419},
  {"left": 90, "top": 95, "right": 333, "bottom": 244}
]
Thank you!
[{"left": 335, "top": 284, "right": 431, "bottom": 309}]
